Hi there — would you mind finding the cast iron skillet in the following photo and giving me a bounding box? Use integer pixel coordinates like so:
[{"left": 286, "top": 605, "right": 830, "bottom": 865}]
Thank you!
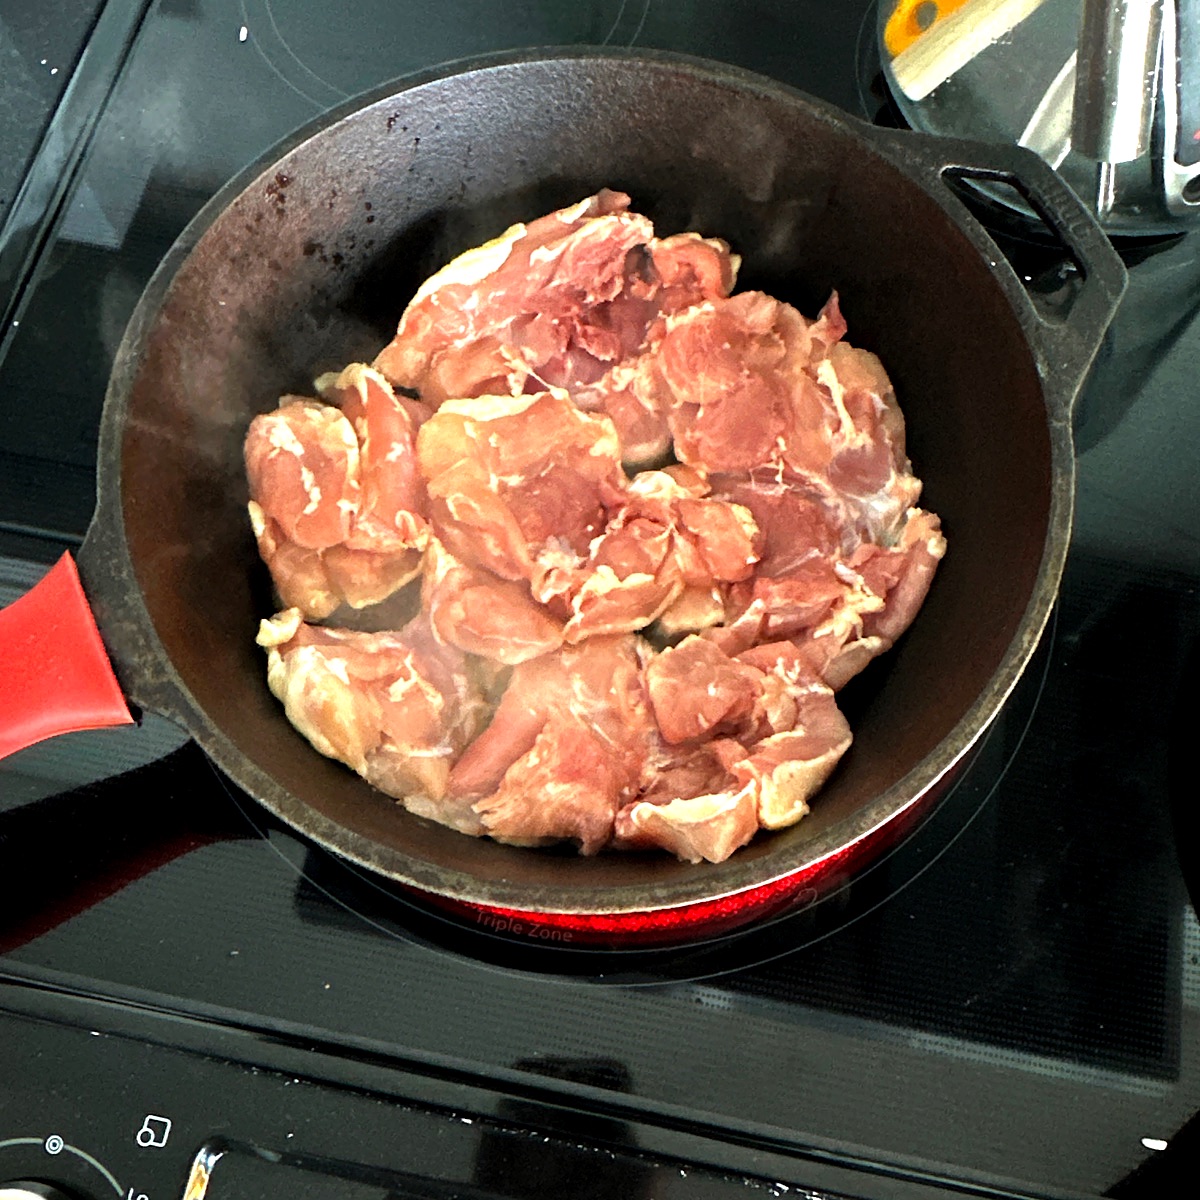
[{"left": 6, "top": 50, "right": 1126, "bottom": 940}]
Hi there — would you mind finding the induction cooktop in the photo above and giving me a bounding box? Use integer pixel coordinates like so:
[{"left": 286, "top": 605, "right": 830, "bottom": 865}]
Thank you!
[{"left": 1, "top": 4, "right": 1199, "bottom": 1199}]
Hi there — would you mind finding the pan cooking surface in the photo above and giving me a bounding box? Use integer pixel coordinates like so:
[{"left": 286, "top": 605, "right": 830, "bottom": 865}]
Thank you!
[{"left": 106, "top": 51, "right": 1073, "bottom": 915}]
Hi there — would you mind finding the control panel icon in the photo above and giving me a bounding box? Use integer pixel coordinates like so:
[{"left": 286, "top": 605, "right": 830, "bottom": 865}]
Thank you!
[{"left": 135, "top": 1113, "right": 172, "bottom": 1148}]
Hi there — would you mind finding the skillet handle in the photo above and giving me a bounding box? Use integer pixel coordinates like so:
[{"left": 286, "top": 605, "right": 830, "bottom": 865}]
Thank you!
[
  {"left": 864, "top": 129, "right": 1127, "bottom": 416},
  {"left": 0, "top": 553, "right": 134, "bottom": 760}
]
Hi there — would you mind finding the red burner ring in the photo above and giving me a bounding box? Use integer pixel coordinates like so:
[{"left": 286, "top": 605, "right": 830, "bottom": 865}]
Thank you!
[{"left": 413, "top": 765, "right": 959, "bottom": 947}]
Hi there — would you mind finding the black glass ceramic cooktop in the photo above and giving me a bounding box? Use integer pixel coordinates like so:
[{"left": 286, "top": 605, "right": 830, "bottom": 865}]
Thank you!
[{"left": 2, "top": 3, "right": 1199, "bottom": 1199}]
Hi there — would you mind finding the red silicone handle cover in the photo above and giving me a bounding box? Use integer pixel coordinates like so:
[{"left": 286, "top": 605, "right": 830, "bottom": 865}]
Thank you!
[{"left": 0, "top": 552, "right": 134, "bottom": 760}]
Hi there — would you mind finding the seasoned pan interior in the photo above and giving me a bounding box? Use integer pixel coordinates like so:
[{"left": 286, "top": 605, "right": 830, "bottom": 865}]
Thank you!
[{"left": 116, "top": 55, "right": 1055, "bottom": 910}]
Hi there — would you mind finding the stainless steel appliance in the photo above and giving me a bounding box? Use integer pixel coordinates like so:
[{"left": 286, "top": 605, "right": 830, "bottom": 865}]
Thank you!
[{"left": 881, "top": 0, "right": 1200, "bottom": 231}]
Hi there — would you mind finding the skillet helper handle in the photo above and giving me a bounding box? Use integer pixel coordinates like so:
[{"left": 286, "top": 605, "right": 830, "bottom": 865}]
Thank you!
[
  {"left": 869, "top": 130, "right": 1127, "bottom": 416},
  {"left": 0, "top": 552, "right": 134, "bottom": 760}
]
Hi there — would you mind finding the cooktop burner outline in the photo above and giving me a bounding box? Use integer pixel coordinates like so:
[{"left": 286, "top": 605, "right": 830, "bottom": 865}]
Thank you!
[{"left": 202, "top": 619, "right": 1052, "bottom": 992}]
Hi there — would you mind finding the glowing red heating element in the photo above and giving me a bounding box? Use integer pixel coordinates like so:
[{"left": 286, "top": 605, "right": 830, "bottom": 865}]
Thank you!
[{"left": 416, "top": 768, "right": 960, "bottom": 946}]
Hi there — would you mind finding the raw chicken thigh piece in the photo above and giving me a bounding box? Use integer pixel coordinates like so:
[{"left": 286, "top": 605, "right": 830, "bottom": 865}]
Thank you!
[
  {"left": 614, "top": 788, "right": 761, "bottom": 864},
  {"left": 422, "top": 539, "right": 564, "bottom": 665},
  {"left": 647, "top": 291, "right": 832, "bottom": 475},
  {"left": 617, "top": 637, "right": 852, "bottom": 861},
  {"left": 257, "top": 609, "right": 488, "bottom": 819},
  {"left": 245, "top": 368, "right": 429, "bottom": 618},
  {"left": 472, "top": 721, "right": 631, "bottom": 853},
  {"left": 374, "top": 190, "right": 738, "bottom": 466},
  {"left": 818, "top": 339, "right": 920, "bottom": 526},
  {"left": 645, "top": 290, "right": 920, "bottom": 540},
  {"left": 544, "top": 469, "right": 762, "bottom": 643},
  {"left": 727, "top": 641, "right": 854, "bottom": 828},
  {"left": 246, "top": 505, "right": 339, "bottom": 618},
  {"left": 314, "top": 363, "right": 428, "bottom": 551},
  {"left": 643, "top": 635, "right": 761, "bottom": 746},
  {"left": 706, "top": 471, "right": 858, "bottom": 647},
  {"left": 570, "top": 231, "right": 741, "bottom": 466},
  {"left": 849, "top": 507, "right": 947, "bottom": 650},
  {"left": 416, "top": 391, "right": 627, "bottom": 582},
  {"left": 249, "top": 504, "right": 423, "bottom": 618},
  {"left": 244, "top": 398, "right": 360, "bottom": 550},
  {"left": 706, "top": 472, "right": 945, "bottom": 691},
  {"left": 554, "top": 528, "right": 683, "bottom": 643},
  {"left": 374, "top": 190, "right": 653, "bottom": 399},
  {"left": 448, "top": 635, "right": 654, "bottom": 853}
]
